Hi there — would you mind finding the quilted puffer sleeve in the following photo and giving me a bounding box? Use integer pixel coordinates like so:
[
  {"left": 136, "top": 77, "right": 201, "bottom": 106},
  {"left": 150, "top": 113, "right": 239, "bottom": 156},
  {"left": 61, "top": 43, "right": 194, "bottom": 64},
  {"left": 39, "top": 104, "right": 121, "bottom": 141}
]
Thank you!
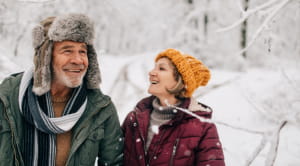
[{"left": 195, "top": 123, "right": 225, "bottom": 166}]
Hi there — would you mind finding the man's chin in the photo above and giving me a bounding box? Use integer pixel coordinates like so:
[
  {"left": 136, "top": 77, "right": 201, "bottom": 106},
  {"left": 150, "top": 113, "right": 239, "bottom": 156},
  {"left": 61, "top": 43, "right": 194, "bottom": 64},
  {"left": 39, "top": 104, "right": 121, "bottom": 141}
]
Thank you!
[
  {"left": 66, "top": 81, "right": 83, "bottom": 88},
  {"left": 62, "top": 77, "right": 84, "bottom": 88}
]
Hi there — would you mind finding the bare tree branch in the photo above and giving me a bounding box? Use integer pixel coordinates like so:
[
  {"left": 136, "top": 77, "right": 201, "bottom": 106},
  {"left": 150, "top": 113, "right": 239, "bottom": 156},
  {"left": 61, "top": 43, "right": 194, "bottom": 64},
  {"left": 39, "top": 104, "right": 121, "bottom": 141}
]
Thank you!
[
  {"left": 242, "top": 90, "right": 279, "bottom": 123},
  {"left": 216, "top": 0, "right": 282, "bottom": 33},
  {"left": 280, "top": 68, "right": 300, "bottom": 93},
  {"left": 166, "top": 101, "right": 264, "bottom": 135},
  {"left": 237, "top": 0, "right": 291, "bottom": 55},
  {"left": 17, "top": 0, "right": 55, "bottom": 3},
  {"left": 265, "top": 121, "right": 287, "bottom": 166},
  {"left": 244, "top": 135, "right": 268, "bottom": 166}
]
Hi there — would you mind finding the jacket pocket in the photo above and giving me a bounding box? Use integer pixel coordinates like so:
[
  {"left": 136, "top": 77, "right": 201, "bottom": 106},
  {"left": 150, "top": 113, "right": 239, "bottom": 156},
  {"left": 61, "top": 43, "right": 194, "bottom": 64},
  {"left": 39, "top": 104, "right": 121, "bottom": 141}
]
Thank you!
[{"left": 79, "top": 128, "right": 104, "bottom": 165}]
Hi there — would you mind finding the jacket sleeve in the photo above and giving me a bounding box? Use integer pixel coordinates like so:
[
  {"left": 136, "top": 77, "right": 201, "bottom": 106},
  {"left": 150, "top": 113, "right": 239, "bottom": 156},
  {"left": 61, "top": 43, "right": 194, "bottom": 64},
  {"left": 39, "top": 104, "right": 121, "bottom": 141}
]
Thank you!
[
  {"left": 98, "top": 103, "right": 124, "bottom": 166},
  {"left": 195, "top": 123, "right": 225, "bottom": 166},
  {"left": 121, "top": 111, "right": 137, "bottom": 165}
]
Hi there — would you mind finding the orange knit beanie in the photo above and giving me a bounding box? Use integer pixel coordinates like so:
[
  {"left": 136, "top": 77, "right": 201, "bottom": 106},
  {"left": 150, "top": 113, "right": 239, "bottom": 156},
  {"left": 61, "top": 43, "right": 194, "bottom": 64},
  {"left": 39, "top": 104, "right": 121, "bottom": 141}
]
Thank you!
[{"left": 155, "top": 48, "right": 211, "bottom": 97}]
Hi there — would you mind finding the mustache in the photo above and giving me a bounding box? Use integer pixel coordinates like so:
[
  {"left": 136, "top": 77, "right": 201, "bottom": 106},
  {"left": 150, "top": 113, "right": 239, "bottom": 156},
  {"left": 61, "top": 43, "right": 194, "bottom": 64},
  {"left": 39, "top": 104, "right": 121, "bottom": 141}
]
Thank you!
[{"left": 63, "top": 64, "right": 86, "bottom": 70}]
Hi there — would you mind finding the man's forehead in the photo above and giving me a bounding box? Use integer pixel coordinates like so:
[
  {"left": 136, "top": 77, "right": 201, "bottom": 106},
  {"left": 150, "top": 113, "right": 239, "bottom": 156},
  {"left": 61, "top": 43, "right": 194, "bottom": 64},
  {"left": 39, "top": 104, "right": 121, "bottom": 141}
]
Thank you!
[{"left": 54, "top": 41, "right": 87, "bottom": 49}]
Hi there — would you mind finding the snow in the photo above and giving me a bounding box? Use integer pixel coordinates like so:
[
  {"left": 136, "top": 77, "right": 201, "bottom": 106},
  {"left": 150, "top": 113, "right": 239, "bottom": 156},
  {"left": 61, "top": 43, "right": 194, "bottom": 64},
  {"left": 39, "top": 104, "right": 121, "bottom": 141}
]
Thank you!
[
  {"left": 99, "top": 54, "right": 300, "bottom": 166},
  {"left": 1, "top": 51, "right": 299, "bottom": 165},
  {"left": 0, "top": 0, "right": 299, "bottom": 165}
]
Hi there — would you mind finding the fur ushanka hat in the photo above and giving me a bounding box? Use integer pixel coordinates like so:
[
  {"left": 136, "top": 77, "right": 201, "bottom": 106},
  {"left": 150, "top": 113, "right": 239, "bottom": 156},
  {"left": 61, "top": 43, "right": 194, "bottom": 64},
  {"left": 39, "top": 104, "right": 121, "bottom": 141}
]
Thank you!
[{"left": 32, "top": 13, "right": 101, "bottom": 96}]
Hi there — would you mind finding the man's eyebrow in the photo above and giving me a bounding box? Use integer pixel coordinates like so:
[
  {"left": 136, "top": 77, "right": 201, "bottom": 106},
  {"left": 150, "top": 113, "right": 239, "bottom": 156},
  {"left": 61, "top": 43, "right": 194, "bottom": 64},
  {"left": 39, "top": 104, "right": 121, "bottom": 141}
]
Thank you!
[
  {"left": 59, "top": 44, "right": 87, "bottom": 51},
  {"left": 60, "top": 45, "right": 74, "bottom": 50},
  {"left": 81, "top": 44, "right": 87, "bottom": 49}
]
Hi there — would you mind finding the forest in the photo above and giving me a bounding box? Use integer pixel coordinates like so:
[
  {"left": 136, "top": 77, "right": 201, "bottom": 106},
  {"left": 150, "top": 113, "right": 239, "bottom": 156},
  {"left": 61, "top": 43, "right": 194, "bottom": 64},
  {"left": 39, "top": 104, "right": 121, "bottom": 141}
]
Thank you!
[{"left": 0, "top": 0, "right": 299, "bottom": 165}]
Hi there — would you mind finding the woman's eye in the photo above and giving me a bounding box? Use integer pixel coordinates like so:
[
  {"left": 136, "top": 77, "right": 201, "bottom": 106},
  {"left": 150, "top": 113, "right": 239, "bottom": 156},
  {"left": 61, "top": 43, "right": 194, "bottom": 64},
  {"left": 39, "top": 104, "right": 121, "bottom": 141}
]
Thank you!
[{"left": 159, "top": 67, "right": 165, "bottom": 70}]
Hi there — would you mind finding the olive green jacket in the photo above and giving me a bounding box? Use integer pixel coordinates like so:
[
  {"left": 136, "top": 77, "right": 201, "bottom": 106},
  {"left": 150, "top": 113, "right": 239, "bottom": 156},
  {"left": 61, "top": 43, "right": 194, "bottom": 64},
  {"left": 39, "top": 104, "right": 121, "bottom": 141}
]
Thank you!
[{"left": 0, "top": 73, "right": 124, "bottom": 166}]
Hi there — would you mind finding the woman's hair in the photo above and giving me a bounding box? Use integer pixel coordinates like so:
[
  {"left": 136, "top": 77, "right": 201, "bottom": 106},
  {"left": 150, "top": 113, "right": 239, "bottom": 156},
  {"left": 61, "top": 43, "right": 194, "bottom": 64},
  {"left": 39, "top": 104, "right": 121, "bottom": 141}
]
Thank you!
[{"left": 163, "top": 57, "right": 186, "bottom": 98}]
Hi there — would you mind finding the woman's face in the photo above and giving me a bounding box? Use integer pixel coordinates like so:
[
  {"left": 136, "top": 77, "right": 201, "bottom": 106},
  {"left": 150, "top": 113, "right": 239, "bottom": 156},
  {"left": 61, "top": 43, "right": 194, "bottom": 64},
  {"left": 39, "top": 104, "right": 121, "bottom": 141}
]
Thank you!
[{"left": 148, "top": 57, "right": 178, "bottom": 98}]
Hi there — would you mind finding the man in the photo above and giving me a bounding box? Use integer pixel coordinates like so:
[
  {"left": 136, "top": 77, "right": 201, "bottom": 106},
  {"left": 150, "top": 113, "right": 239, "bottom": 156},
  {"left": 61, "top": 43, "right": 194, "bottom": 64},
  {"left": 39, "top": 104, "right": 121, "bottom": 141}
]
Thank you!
[{"left": 0, "top": 13, "right": 123, "bottom": 166}]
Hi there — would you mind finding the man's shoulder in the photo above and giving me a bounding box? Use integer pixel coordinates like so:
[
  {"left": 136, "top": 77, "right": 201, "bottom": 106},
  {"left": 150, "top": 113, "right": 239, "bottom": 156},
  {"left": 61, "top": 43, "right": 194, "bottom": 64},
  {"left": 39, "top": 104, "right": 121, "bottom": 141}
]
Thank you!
[
  {"left": 86, "top": 89, "right": 114, "bottom": 108},
  {"left": 0, "top": 72, "right": 23, "bottom": 90}
]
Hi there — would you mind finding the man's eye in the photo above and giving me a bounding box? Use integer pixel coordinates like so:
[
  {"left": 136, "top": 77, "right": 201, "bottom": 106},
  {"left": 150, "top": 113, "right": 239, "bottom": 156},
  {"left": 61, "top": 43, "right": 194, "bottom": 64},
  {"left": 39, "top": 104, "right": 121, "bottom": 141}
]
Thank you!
[
  {"left": 64, "top": 50, "right": 72, "bottom": 53},
  {"left": 80, "top": 50, "right": 87, "bottom": 54},
  {"left": 159, "top": 67, "right": 165, "bottom": 70}
]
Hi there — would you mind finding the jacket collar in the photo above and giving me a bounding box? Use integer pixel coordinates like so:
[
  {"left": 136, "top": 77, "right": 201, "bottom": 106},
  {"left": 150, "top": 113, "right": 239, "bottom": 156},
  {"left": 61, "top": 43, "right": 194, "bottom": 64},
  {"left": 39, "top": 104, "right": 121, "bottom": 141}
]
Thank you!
[{"left": 134, "top": 96, "right": 213, "bottom": 130}]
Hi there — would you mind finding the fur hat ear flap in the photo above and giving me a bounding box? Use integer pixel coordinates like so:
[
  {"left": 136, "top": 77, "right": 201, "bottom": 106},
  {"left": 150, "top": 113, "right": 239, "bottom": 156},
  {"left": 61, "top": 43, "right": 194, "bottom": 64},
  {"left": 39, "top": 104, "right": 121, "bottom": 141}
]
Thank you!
[
  {"left": 86, "top": 45, "right": 101, "bottom": 89},
  {"left": 32, "top": 25, "right": 45, "bottom": 49},
  {"left": 32, "top": 40, "right": 53, "bottom": 96},
  {"left": 32, "top": 16, "right": 56, "bottom": 96}
]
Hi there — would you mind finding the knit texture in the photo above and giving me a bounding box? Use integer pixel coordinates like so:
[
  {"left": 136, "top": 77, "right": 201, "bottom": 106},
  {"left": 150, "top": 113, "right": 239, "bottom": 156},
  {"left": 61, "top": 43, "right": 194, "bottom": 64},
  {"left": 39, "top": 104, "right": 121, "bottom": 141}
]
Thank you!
[
  {"left": 146, "top": 98, "right": 179, "bottom": 150},
  {"left": 155, "top": 48, "right": 211, "bottom": 97}
]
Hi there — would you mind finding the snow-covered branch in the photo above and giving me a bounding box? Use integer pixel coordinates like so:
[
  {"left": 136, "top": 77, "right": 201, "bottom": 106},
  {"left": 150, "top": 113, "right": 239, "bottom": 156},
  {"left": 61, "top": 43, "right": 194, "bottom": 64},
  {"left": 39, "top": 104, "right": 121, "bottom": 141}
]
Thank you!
[
  {"left": 244, "top": 121, "right": 287, "bottom": 166},
  {"left": 216, "top": 0, "right": 291, "bottom": 55},
  {"left": 244, "top": 135, "right": 267, "bottom": 166},
  {"left": 109, "top": 63, "right": 144, "bottom": 96},
  {"left": 265, "top": 121, "right": 287, "bottom": 166},
  {"left": 217, "top": 0, "right": 284, "bottom": 33},
  {"left": 242, "top": 91, "right": 278, "bottom": 123},
  {"left": 237, "top": 0, "right": 291, "bottom": 55},
  {"left": 17, "top": 0, "right": 54, "bottom": 3}
]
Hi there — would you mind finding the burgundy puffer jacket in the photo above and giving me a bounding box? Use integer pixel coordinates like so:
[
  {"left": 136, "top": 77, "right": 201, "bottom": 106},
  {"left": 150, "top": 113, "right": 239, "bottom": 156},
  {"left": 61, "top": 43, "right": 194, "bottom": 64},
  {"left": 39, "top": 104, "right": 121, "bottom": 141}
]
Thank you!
[{"left": 122, "top": 96, "right": 225, "bottom": 166}]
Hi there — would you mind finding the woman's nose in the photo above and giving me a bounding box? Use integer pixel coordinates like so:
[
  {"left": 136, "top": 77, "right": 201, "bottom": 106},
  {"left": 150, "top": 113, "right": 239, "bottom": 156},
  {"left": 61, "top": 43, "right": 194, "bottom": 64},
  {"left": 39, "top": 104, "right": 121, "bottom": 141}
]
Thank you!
[{"left": 149, "top": 69, "right": 156, "bottom": 76}]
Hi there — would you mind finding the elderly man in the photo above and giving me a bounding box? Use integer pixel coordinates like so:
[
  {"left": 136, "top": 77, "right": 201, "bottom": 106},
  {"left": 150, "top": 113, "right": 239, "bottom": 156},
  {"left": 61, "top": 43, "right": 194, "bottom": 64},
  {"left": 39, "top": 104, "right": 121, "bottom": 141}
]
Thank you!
[{"left": 0, "top": 14, "right": 123, "bottom": 166}]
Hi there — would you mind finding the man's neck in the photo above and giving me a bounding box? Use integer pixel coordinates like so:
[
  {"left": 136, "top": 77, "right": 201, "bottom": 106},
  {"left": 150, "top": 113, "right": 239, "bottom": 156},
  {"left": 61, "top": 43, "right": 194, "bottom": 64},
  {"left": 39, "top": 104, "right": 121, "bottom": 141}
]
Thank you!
[{"left": 50, "top": 84, "right": 73, "bottom": 99}]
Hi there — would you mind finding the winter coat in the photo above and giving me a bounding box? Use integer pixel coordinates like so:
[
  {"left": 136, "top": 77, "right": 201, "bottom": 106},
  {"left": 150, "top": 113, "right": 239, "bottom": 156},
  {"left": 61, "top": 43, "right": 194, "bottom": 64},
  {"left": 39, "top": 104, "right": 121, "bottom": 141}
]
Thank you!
[
  {"left": 0, "top": 73, "right": 124, "bottom": 166},
  {"left": 122, "top": 96, "right": 225, "bottom": 166}
]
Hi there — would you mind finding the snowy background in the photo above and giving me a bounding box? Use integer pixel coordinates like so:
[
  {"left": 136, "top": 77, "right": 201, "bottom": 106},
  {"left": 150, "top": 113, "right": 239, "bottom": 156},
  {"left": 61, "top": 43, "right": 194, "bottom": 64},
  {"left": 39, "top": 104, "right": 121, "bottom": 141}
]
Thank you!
[{"left": 0, "top": 0, "right": 299, "bottom": 165}]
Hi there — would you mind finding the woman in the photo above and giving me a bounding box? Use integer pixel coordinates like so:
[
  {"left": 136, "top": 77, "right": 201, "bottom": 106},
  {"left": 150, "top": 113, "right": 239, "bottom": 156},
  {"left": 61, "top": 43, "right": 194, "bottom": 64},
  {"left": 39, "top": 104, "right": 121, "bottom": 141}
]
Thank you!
[{"left": 122, "top": 48, "right": 225, "bottom": 166}]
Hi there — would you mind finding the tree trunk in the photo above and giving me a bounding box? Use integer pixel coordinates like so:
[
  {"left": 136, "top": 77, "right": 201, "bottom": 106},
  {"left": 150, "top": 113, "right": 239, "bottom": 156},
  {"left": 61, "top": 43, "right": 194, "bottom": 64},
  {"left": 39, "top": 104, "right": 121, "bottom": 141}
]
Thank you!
[{"left": 241, "top": 0, "right": 249, "bottom": 58}]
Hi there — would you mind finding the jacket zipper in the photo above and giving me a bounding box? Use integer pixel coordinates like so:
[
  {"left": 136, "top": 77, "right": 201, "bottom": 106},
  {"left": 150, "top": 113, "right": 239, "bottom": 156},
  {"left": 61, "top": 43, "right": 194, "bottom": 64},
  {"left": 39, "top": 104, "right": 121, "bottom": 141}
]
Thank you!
[
  {"left": 1, "top": 99, "right": 20, "bottom": 166},
  {"left": 133, "top": 110, "right": 147, "bottom": 165},
  {"left": 147, "top": 129, "right": 166, "bottom": 165},
  {"left": 66, "top": 100, "right": 110, "bottom": 165},
  {"left": 169, "top": 138, "right": 179, "bottom": 166}
]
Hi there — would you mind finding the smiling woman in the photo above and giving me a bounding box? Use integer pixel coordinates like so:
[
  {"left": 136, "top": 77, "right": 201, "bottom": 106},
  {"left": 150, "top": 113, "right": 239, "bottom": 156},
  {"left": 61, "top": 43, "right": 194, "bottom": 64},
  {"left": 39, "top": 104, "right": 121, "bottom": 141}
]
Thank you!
[
  {"left": 122, "top": 48, "right": 225, "bottom": 166},
  {"left": 148, "top": 57, "right": 180, "bottom": 105}
]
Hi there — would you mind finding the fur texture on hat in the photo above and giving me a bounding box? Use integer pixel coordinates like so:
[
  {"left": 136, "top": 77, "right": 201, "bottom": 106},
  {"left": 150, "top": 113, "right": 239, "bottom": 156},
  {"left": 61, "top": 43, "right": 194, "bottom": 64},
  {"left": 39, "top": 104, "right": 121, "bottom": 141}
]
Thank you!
[
  {"left": 155, "top": 48, "right": 210, "bottom": 97},
  {"left": 32, "top": 13, "right": 101, "bottom": 96}
]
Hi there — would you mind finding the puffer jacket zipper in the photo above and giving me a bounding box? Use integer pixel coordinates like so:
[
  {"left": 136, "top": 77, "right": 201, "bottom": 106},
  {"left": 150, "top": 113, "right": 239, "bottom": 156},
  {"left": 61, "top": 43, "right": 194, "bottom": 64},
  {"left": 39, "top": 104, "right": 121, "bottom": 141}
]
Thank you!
[
  {"left": 169, "top": 138, "right": 179, "bottom": 166},
  {"left": 147, "top": 129, "right": 166, "bottom": 165},
  {"left": 132, "top": 109, "right": 148, "bottom": 166}
]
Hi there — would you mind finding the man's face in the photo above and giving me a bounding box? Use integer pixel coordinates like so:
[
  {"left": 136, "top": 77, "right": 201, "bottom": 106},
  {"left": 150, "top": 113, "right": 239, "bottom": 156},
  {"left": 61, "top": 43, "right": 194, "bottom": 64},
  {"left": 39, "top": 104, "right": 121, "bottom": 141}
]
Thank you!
[{"left": 52, "top": 41, "right": 89, "bottom": 88}]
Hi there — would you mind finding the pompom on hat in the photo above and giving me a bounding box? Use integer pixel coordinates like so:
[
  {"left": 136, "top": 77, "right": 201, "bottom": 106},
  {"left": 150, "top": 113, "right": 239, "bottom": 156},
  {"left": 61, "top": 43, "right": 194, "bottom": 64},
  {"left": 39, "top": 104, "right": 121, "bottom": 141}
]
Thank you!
[
  {"left": 32, "top": 13, "right": 101, "bottom": 96},
  {"left": 155, "top": 48, "right": 211, "bottom": 97}
]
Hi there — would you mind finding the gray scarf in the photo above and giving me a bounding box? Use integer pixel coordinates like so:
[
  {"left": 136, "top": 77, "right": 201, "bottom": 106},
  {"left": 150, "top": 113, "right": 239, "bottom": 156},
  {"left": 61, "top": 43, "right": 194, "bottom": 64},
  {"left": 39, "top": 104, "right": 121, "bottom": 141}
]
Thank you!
[{"left": 18, "top": 68, "right": 87, "bottom": 166}]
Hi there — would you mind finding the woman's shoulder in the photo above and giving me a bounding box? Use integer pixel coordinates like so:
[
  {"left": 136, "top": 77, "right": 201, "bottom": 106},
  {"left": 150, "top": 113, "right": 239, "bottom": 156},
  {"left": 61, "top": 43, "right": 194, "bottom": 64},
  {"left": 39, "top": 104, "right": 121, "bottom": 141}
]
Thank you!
[
  {"left": 186, "top": 97, "right": 213, "bottom": 119},
  {"left": 188, "top": 97, "right": 212, "bottom": 112}
]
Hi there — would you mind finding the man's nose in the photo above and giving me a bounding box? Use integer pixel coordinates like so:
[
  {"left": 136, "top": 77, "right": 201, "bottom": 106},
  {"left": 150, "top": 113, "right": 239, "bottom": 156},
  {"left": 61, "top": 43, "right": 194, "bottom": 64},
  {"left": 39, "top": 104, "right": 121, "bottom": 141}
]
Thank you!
[{"left": 70, "top": 52, "right": 84, "bottom": 64}]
